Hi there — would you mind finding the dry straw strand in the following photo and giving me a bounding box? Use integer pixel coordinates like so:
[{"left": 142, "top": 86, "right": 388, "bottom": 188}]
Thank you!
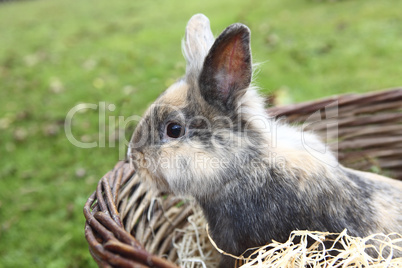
[
  {"left": 173, "top": 204, "right": 220, "bottom": 268},
  {"left": 204, "top": 225, "right": 402, "bottom": 267}
]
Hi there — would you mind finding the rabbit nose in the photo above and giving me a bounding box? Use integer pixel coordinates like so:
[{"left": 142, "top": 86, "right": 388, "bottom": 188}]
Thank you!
[
  {"left": 128, "top": 148, "right": 142, "bottom": 161},
  {"left": 128, "top": 149, "right": 141, "bottom": 169}
]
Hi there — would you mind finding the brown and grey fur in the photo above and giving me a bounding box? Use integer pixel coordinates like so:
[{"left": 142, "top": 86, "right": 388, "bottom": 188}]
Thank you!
[{"left": 129, "top": 14, "right": 402, "bottom": 267}]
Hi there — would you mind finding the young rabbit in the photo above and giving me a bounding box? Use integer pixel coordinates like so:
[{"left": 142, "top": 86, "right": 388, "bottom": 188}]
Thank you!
[{"left": 128, "top": 14, "right": 402, "bottom": 267}]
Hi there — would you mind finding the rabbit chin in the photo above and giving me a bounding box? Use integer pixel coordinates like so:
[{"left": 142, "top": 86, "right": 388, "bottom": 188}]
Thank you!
[
  {"left": 151, "top": 149, "right": 227, "bottom": 198},
  {"left": 130, "top": 164, "right": 169, "bottom": 193},
  {"left": 160, "top": 169, "right": 222, "bottom": 199}
]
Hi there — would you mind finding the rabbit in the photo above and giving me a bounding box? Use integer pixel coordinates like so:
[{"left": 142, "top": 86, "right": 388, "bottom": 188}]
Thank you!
[{"left": 128, "top": 14, "right": 402, "bottom": 267}]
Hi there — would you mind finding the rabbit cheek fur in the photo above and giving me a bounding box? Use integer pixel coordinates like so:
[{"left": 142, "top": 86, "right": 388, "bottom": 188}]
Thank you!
[{"left": 129, "top": 14, "right": 402, "bottom": 267}]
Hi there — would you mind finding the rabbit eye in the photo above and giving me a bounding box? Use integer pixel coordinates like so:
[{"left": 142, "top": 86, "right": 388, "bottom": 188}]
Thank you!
[{"left": 166, "top": 122, "right": 185, "bottom": 138}]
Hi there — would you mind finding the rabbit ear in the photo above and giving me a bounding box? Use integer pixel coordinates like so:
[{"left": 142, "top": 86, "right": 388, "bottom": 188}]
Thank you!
[
  {"left": 183, "top": 14, "right": 215, "bottom": 76},
  {"left": 198, "top": 23, "right": 252, "bottom": 111}
]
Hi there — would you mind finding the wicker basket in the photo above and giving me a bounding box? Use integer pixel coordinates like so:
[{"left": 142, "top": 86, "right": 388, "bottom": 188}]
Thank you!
[{"left": 84, "top": 88, "right": 402, "bottom": 268}]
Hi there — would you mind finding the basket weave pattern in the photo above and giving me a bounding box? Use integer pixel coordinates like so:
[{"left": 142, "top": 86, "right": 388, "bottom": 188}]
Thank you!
[{"left": 84, "top": 88, "right": 402, "bottom": 267}]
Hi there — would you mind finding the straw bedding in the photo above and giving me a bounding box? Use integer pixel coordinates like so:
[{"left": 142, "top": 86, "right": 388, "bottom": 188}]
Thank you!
[{"left": 173, "top": 203, "right": 402, "bottom": 267}]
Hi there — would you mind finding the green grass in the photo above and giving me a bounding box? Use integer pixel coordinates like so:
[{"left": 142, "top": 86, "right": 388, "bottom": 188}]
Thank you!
[{"left": 0, "top": 0, "right": 401, "bottom": 267}]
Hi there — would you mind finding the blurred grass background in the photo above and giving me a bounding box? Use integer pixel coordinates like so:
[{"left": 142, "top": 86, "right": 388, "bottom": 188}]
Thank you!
[{"left": 0, "top": 0, "right": 401, "bottom": 267}]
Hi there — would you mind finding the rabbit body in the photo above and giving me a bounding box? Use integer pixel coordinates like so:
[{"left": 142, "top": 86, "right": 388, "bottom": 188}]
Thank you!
[{"left": 129, "top": 14, "right": 402, "bottom": 267}]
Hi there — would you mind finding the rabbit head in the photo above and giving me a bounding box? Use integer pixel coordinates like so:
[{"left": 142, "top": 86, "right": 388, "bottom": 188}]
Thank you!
[{"left": 128, "top": 14, "right": 273, "bottom": 199}]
